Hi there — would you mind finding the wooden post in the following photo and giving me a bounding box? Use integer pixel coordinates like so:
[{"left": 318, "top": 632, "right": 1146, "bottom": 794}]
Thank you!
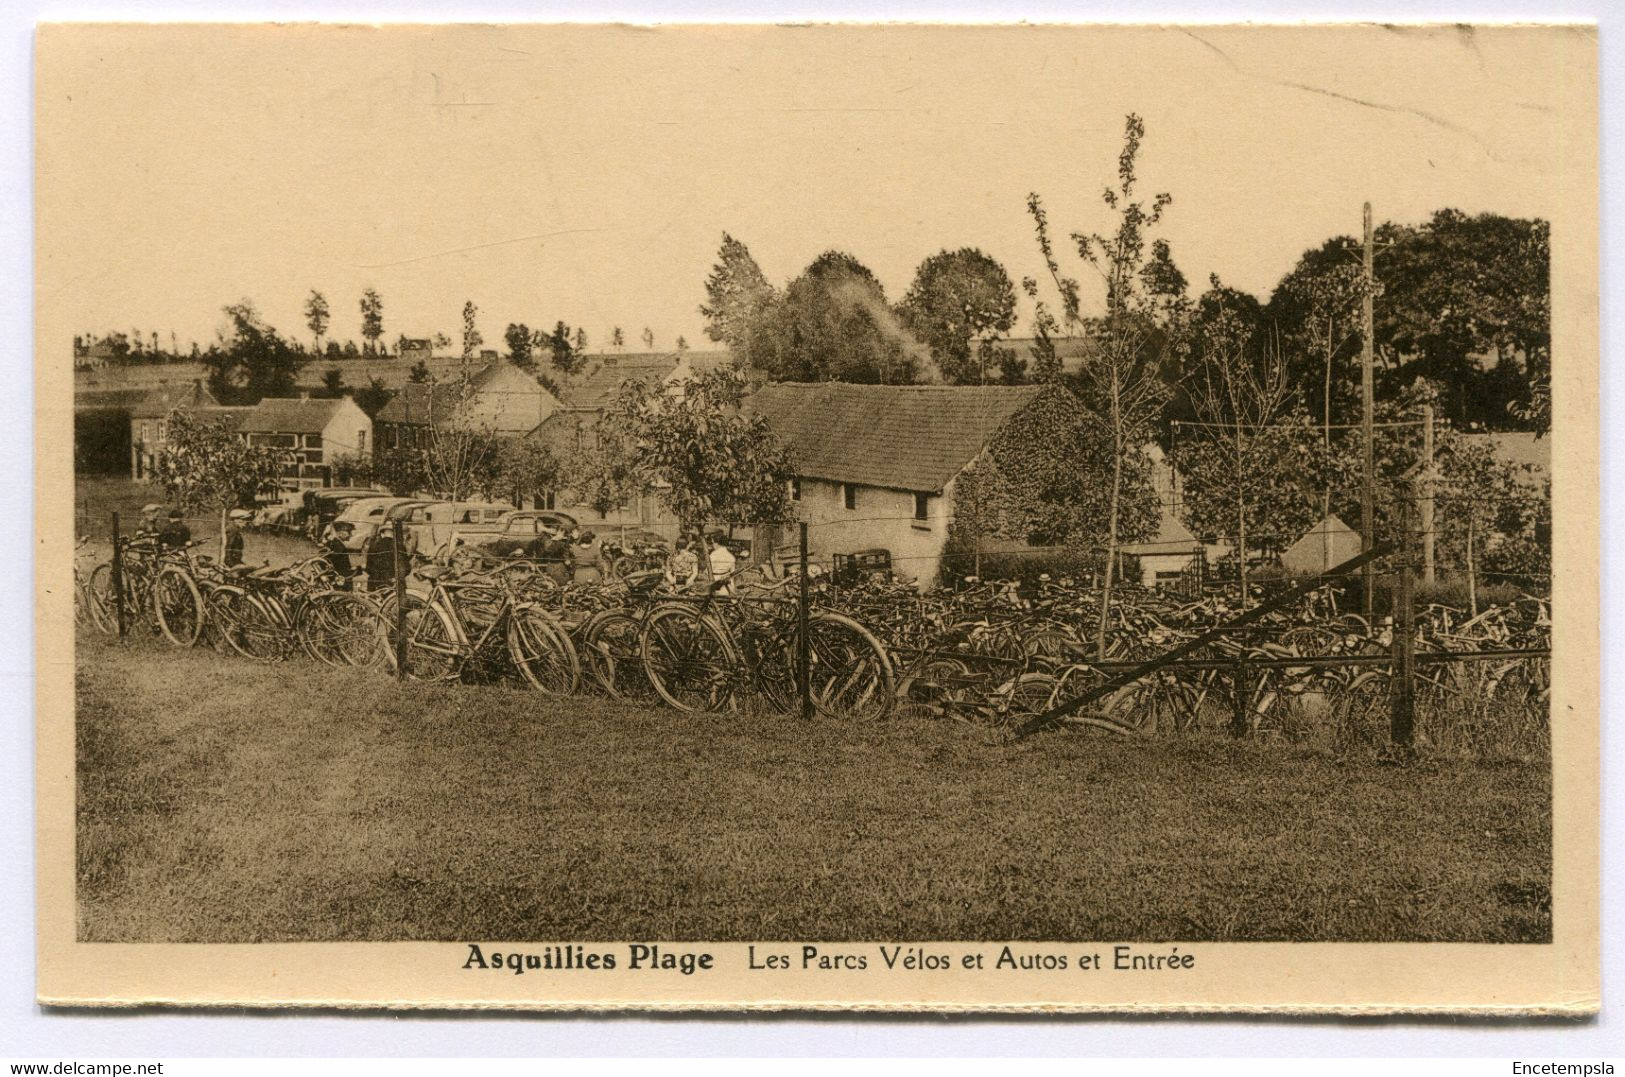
[
  {"left": 393, "top": 517, "right": 407, "bottom": 682},
  {"left": 1420, "top": 403, "right": 1436, "bottom": 586},
  {"left": 1361, "top": 201, "right": 1377, "bottom": 622},
  {"left": 1390, "top": 498, "right": 1416, "bottom": 747},
  {"left": 110, "top": 512, "right": 126, "bottom": 639},
  {"left": 798, "top": 521, "right": 812, "bottom": 721},
  {"left": 1231, "top": 643, "right": 1250, "bottom": 738}
]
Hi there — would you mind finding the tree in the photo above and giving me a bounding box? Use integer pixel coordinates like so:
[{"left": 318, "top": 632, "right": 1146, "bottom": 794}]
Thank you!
[
  {"left": 505, "top": 323, "right": 536, "bottom": 369},
  {"left": 353, "top": 376, "right": 394, "bottom": 418},
  {"left": 574, "top": 327, "right": 588, "bottom": 354},
  {"left": 675, "top": 335, "right": 689, "bottom": 353},
  {"left": 899, "top": 248, "right": 1018, "bottom": 384},
  {"left": 699, "top": 233, "right": 777, "bottom": 355},
  {"left": 604, "top": 365, "right": 794, "bottom": 537},
  {"left": 461, "top": 300, "right": 483, "bottom": 360},
  {"left": 305, "top": 290, "right": 331, "bottom": 354},
  {"left": 548, "top": 321, "right": 588, "bottom": 384},
  {"left": 372, "top": 446, "right": 430, "bottom": 497},
  {"left": 359, "top": 288, "right": 384, "bottom": 355},
  {"left": 563, "top": 417, "right": 647, "bottom": 519},
  {"left": 748, "top": 251, "right": 918, "bottom": 384},
  {"left": 498, "top": 438, "right": 565, "bottom": 508},
  {"left": 611, "top": 326, "right": 625, "bottom": 351},
  {"left": 151, "top": 407, "right": 290, "bottom": 559},
  {"left": 641, "top": 327, "right": 655, "bottom": 352},
  {"left": 320, "top": 367, "right": 346, "bottom": 397},
  {"left": 407, "top": 359, "right": 432, "bottom": 384},
  {"left": 1026, "top": 114, "right": 1186, "bottom": 655},
  {"left": 202, "top": 299, "right": 306, "bottom": 405}
]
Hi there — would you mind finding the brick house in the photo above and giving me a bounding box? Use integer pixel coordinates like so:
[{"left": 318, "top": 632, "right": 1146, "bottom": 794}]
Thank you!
[
  {"left": 375, "top": 361, "right": 561, "bottom": 451},
  {"left": 239, "top": 395, "right": 372, "bottom": 492}
]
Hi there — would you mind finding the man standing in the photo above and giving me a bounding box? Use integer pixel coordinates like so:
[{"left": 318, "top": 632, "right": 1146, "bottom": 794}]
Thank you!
[
  {"left": 323, "top": 520, "right": 356, "bottom": 588},
  {"left": 224, "top": 509, "right": 250, "bottom": 567},
  {"left": 666, "top": 536, "right": 699, "bottom": 588}
]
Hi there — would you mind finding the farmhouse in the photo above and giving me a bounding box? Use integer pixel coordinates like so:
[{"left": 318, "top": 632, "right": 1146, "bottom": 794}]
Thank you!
[
  {"left": 747, "top": 382, "right": 1085, "bottom": 586},
  {"left": 375, "top": 361, "right": 561, "bottom": 450},
  {"left": 239, "top": 395, "right": 372, "bottom": 492},
  {"left": 73, "top": 380, "right": 221, "bottom": 479}
]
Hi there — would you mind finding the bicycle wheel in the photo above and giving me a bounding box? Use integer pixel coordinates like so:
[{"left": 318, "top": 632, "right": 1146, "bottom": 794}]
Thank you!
[
  {"left": 236, "top": 593, "right": 293, "bottom": 661},
  {"left": 579, "top": 609, "right": 653, "bottom": 700},
  {"left": 152, "top": 566, "right": 204, "bottom": 647},
  {"left": 87, "top": 562, "right": 133, "bottom": 636},
  {"left": 205, "top": 586, "right": 256, "bottom": 658},
  {"left": 399, "top": 600, "right": 461, "bottom": 682},
  {"left": 297, "top": 591, "right": 383, "bottom": 668},
  {"left": 997, "top": 672, "right": 1061, "bottom": 731},
  {"left": 1335, "top": 671, "right": 1391, "bottom": 750},
  {"left": 803, "top": 612, "right": 895, "bottom": 722},
  {"left": 639, "top": 603, "right": 738, "bottom": 713},
  {"left": 507, "top": 606, "right": 580, "bottom": 696},
  {"left": 1105, "top": 671, "right": 1200, "bottom": 733}
]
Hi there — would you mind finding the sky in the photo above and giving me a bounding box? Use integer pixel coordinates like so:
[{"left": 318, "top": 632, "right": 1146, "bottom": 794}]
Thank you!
[{"left": 36, "top": 22, "right": 1594, "bottom": 355}]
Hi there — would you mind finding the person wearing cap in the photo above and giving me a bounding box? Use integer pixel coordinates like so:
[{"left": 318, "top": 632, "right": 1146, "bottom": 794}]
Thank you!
[
  {"left": 135, "top": 503, "right": 164, "bottom": 543},
  {"left": 157, "top": 507, "right": 191, "bottom": 551},
  {"left": 323, "top": 520, "right": 356, "bottom": 588},
  {"left": 224, "top": 509, "right": 251, "bottom": 568}
]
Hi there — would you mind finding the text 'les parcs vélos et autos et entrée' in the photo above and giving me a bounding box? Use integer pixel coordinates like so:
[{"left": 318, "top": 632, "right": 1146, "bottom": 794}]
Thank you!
[{"left": 460, "top": 943, "right": 1197, "bottom": 976}]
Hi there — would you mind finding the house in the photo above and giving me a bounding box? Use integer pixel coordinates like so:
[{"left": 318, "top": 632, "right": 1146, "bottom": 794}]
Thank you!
[
  {"left": 239, "top": 395, "right": 372, "bottom": 491},
  {"left": 72, "top": 380, "right": 220, "bottom": 479},
  {"left": 1280, "top": 513, "right": 1363, "bottom": 576},
  {"left": 398, "top": 338, "right": 434, "bottom": 364},
  {"left": 1118, "top": 508, "right": 1205, "bottom": 589},
  {"left": 747, "top": 382, "right": 1085, "bottom": 586},
  {"left": 374, "top": 361, "right": 561, "bottom": 450},
  {"left": 528, "top": 406, "right": 679, "bottom": 530}
]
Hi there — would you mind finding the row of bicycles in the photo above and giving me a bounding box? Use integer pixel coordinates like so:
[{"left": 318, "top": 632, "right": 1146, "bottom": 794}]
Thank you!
[{"left": 74, "top": 536, "right": 1551, "bottom": 741}]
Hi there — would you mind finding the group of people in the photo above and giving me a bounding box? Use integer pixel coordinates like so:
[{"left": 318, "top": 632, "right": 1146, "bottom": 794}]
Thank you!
[{"left": 665, "top": 532, "right": 739, "bottom": 592}]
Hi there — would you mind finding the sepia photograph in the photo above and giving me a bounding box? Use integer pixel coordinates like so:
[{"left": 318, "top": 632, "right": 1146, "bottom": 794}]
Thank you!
[{"left": 34, "top": 21, "right": 1598, "bottom": 1012}]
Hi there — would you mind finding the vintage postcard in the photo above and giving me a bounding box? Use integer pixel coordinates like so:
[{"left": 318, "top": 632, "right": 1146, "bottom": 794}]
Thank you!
[{"left": 36, "top": 22, "right": 1598, "bottom": 1012}]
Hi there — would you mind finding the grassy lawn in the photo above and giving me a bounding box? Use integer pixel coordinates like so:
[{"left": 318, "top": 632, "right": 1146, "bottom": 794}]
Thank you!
[{"left": 76, "top": 633, "right": 1552, "bottom": 944}]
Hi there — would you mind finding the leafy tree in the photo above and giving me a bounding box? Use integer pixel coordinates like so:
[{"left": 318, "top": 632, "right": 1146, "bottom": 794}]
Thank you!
[
  {"left": 548, "top": 321, "right": 588, "bottom": 383},
  {"left": 151, "top": 407, "right": 290, "bottom": 559},
  {"left": 749, "top": 250, "right": 917, "bottom": 384},
  {"left": 464, "top": 300, "right": 481, "bottom": 360},
  {"left": 699, "top": 233, "right": 776, "bottom": 355},
  {"left": 342, "top": 340, "right": 360, "bottom": 358},
  {"left": 320, "top": 367, "right": 346, "bottom": 397},
  {"left": 1026, "top": 114, "right": 1187, "bottom": 655},
  {"left": 574, "top": 327, "right": 588, "bottom": 353},
  {"left": 305, "top": 290, "right": 331, "bottom": 354},
  {"left": 407, "top": 359, "right": 432, "bottom": 384},
  {"left": 359, "top": 288, "right": 384, "bottom": 355},
  {"left": 676, "top": 335, "right": 689, "bottom": 353},
  {"left": 372, "top": 446, "right": 430, "bottom": 497},
  {"left": 324, "top": 340, "right": 343, "bottom": 360},
  {"left": 899, "top": 247, "right": 1018, "bottom": 384},
  {"left": 604, "top": 365, "right": 794, "bottom": 536},
  {"left": 353, "top": 376, "right": 394, "bottom": 418},
  {"left": 611, "top": 326, "right": 625, "bottom": 351},
  {"left": 641, "top": 327, "right": 655, "bottom": 352},
  {"left": 562, "top": 417, "right": 647, "bottom": 519},
  {"left": 505, "top": 322, "right": 536, "bottom": 369},
  {"left": 202, "top": 299, "right": 306, "bottom": 405},
  {"left": 498, "top": 438, "right": 565, "bottom": 508}
]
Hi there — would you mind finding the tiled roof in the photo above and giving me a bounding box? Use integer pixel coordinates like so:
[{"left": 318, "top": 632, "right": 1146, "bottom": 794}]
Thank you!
[
  {"left": 240, "top": 397, "right": 349, "bottom": 434},
  {"left": 375, "top": 381, "right": 460, "bottom": 425},
  {"left": 1119, "top": 505, "right": 1202, "bottom": 556},
  {"left": 180, "top": 405, "right": 254, "bottom": 432},
  {"left": 74, "top": 387, "right": 152, "bottom": 412},
  {"left": 76, "top": 381, "right": 218, "bottom": 417},
  {"left": 561, "top": 357, "right": 680, "bottom": 407},
  {"left": 746, "top": 382, "right": 1053, "bottom": 493}
]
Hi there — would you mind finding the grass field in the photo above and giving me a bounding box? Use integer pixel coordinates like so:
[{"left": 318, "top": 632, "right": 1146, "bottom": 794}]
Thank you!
[{"left": 75, "top": 632, "right": 1553, "bottom": 944}]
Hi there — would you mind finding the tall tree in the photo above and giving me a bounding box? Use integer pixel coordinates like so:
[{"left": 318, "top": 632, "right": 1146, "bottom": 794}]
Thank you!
[
  {"left": 749, "top": 250, "right": 918, "bottom": 384},
  {"left": 574, "top": 326, "right": 588, "bottom": 353},
  {"left": 505, "top": 323, "right": 536, "bottom": 369},
  {"left": 641, "top": 327, "right": 655, "bottom": 352},
  {"left": 462, "top": 300, "right": 483, "bottom": 360},
  {"left": 611, "top": 326, "right": 625, "bottom": 351},
  {"left": 353, "top": 376, "right": 394, "bottom": 417},
  {"left": 699, "top": 233, "right": 776, "bottom": 355},
  {"left": 202, "top": 299, "right": 306, "bottom": 405},
  {"left": 548, "top": 321, "right": 588, "bottom": 384},
  {"left": 1027, "top": 114, "right": 1186, "bottom": 655},
  {"left": 305, "top": 290, "right": 331, "bottom": 354},
  {"left": 899, "top": 247, "right": 1018, "bottom": 384},
  {"left": 320, "top": 367, "right": 346, "bottom": 397},
  {"left": 359, "top": 288, "right": 384, "bottom": 355}
]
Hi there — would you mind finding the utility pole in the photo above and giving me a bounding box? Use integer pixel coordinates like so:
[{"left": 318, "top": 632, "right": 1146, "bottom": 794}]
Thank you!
[
  {"left": 1420, "top": 403, "right": 1436, "bottom": 586},
  {"left": 1361, "top": 202, "right": 1376, "bottom": 621}
]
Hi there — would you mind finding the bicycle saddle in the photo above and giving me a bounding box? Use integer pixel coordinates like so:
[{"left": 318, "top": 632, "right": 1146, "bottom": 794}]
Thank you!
[
  {"left": 623, "top": 569, "right": 662, "bottom": 593},
  {"left": 415, "top": 564, "right": 450, "bottom": 580}
]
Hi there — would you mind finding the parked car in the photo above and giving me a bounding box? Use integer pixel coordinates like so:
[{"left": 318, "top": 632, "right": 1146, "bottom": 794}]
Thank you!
[
  {"left": 332, "top": 496, "right": 429, "bottom": 552},
  {"left": 461, "top": 509, "right": 579, "bottom": 559},
  {"left": 300, "top": 487, "right": 390, "bottom": 540},
  {"left": 402, "top": 500, "right": 517, "bottom": 556}
]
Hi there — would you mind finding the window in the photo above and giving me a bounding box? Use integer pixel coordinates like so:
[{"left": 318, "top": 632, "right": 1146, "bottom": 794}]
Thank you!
[
  {"left": 843, "top": 484, "right": 857, "bottom": 511},
  {"left": 913, "top": 492, "right": 930, "bottom": 521},
  {"left": 357, "top": 430, "right": 366, "bottom": 453},
  {"left": 790, "top": 477, "right": 801, "bottom": 501},
  {"left": 139, "top": 423, "right": 150, "bottom": 444},
  {"left": 304, "top": 433, "right": 323, "bottom": 449}
]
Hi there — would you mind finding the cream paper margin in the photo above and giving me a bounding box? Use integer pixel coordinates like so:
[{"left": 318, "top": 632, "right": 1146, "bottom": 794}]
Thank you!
[{"left": 32, "top": 21, "right": 1600, "bottom": 1013}]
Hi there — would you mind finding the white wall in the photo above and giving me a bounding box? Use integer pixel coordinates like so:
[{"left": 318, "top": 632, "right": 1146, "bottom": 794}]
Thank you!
[{"left": 792, "top": 476, "right": 948, "bottom": 586}]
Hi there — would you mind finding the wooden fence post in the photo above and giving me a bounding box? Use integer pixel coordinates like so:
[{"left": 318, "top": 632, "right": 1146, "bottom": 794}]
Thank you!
[
  {"left": 110, "top": 511, "right": 126, "bottom": 639},
  {"left": 1230, "top": 636, "right": 1250, "bottom": 737},
  {"left": 798, "top": 521, "right": 812, "bottom": 721},
  {"left": 1390, "top": 498, "right": 1417, "bottom": 748},
  {"left": 393, "top": 517, "right": 407, "bottom": 682}
]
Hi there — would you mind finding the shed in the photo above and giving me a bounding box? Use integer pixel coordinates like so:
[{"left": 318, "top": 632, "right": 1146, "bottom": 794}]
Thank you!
[{"left": 1280, "top": 513, "right": 1363, "bottom": 576}]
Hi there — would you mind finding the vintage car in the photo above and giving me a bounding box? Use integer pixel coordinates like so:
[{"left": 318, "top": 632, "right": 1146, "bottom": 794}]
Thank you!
[
  {"left": 400, "top": 500, "right": 518, "bottom": 555},
  {"left": 331, "top": 496, "right": 430, "bottom": 552},
  {"left": 464, "top": 509, "right": 581, "bottom": 558}
]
